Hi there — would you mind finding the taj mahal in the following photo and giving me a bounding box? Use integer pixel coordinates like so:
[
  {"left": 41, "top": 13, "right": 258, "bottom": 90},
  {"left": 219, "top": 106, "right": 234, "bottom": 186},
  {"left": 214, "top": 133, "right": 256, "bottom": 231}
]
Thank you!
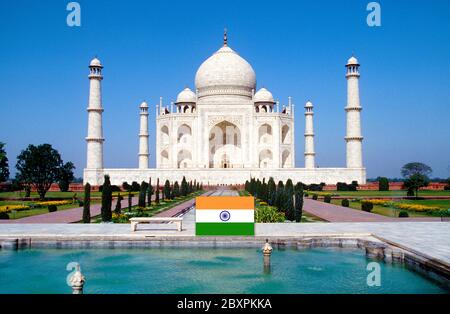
[{"left": 83, "top": 33, "right": 366, "bottom": 186}]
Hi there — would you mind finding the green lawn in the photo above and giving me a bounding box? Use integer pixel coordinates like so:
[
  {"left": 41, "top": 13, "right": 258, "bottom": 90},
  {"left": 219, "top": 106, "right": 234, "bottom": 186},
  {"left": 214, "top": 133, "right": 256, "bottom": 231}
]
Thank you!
[
  {"left": 321, "top": 190, "right": 450, "bottom": 197},
  {"left": 329, "top": 199, "right": 450, "bottom": 218}
]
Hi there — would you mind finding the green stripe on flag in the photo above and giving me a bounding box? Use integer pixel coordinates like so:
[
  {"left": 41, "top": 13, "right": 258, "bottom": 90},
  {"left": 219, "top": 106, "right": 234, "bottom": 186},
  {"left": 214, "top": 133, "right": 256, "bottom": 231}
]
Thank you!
[{"left": 196, "top": 223, "right": 254, "bottom": 236}]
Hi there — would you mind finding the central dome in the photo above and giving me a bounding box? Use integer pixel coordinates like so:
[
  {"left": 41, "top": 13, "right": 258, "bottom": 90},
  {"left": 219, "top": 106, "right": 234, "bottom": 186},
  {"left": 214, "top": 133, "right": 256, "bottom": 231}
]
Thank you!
[{"left": 195, "top": 45, "right": 256, "bottom": 99}]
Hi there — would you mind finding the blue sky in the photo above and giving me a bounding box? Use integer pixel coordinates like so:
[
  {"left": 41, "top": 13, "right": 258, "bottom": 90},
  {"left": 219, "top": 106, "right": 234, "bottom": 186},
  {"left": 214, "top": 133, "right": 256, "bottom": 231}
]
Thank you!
[{"left": 0, "top": 0, "right": 449, "bottom": 179}]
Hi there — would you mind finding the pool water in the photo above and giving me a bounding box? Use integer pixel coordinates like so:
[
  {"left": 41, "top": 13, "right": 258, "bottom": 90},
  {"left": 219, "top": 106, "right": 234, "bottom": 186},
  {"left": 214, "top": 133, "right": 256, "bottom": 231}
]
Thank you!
[{"left": 0, "top": 247, "right": 447, "bottom": 294}]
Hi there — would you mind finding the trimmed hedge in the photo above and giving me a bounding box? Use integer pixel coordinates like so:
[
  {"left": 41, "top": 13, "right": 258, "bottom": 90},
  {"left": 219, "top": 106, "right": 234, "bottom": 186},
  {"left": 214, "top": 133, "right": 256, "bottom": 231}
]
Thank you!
[
  {"left": 324, "top": 195, "right": 331, "bottom": 203},
  {"left": 361, "top": 201, "right": 373, "bottom": 212},
  {"left": 341, "top": 199, "right": 350, "bottom": 207},
  {"left": 399, "top": 211, "right": 409, "bottom": 218},
  {"left": 48, "top": 205, "right": 57, "bottom": 212},
  {"left": 312, "top": 194, "right": 318, "bottom": 200}
]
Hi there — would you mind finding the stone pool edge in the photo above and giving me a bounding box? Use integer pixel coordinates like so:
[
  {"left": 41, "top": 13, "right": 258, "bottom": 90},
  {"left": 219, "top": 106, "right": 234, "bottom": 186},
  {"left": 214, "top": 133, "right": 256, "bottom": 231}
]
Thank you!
[{"left": 1, "top": 234, "right": 449, "bottom": 288}]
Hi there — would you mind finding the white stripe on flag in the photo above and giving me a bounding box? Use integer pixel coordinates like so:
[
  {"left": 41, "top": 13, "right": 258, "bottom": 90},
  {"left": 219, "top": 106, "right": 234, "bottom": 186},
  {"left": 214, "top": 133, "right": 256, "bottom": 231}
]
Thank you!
[{"left": 196, "top": 209, "right": 254, "bottom": 223}]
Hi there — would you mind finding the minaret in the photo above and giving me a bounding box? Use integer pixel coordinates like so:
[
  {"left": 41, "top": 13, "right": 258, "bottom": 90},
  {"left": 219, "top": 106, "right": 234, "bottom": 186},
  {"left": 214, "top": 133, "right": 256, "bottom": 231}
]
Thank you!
[
  {"left": 304, "top": 101, "right": 315, "bottom": 169},
  {"left": 345, "top": 55, "right": 363, "bottom": 168},
  {"left": 138, "top": 101, "right": 149, "bottom": 169},
  {"left": 86, "top": 57, "right": 104, "bottom": 169}
]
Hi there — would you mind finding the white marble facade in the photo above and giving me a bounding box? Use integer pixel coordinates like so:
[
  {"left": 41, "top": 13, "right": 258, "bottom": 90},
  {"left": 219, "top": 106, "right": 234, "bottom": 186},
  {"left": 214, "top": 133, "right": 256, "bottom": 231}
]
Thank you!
[{"left": 84, "top": 35, "right": 366, "bottom": 186}]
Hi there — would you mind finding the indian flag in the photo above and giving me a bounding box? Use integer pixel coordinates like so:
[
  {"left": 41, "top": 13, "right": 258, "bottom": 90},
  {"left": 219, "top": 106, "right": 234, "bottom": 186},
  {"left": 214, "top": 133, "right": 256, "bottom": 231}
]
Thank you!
[{"left": 195, "top": 196, "right": 255, "bottom": 236}]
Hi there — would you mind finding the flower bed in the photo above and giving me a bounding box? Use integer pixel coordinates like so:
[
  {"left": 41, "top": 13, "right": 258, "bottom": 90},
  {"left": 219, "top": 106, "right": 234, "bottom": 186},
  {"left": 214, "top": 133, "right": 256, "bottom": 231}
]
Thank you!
[
  {"left": 37, "top": 200, "right": 71, "bottom": 206},
  {"left": 356, "top": 199, "right": 441, "bottom": 213},
  {"left": 0, "top": 205, "right": 30, "bottom": 213}
]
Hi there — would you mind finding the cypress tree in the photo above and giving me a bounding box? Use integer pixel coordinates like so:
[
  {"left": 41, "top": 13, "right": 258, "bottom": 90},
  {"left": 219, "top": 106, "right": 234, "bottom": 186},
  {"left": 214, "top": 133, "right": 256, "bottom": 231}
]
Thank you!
[
  {"left": 378, "top": 177, "right": 389, "bottom": 191},
  {"left": 274, "top": 181, "right": 285, "bottom": 211},
  {"left": 285, "top": 189, "right": 294, "bottom": 221},
  {"left": 268, "top": 177, "right": 276, "bottom": 206},
  {"left": 82, "top": 183, "right": 91, "bottom": 223},
  {"left": 128, "top": 191, "right": 132, "bottom": 211},
  {"left": 164, "top": 180, "right": 171, "bottom": 200},
  {"left": 155, "top": 178, "right": 160, "bottom": 204},
  {"left": 138, "top": 181, "right": 147, "bottom": 208},
  {"left": 114, "top": 193, "right": 123, "bottom": 214},
  {"left": 101, "top": 175, "right": 113, "bottom": 222},
  {"left": 147, "top": 178, "right": 153, "bottom": 207},
  {"left": 294, "top": 182, "right": 304, "bottom": 222},
  {"left": 181, "top": 176, "right": 188, "bottom": 196},
  {"left": 173, "top": 181, "right": 180, "bottom": 198}
]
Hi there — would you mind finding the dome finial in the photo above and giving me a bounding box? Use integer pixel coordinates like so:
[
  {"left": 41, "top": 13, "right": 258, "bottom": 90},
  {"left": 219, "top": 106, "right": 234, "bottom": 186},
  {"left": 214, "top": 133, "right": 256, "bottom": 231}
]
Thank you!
[{"left": 223, "top": 27, "right": 228, "bottom": 47}]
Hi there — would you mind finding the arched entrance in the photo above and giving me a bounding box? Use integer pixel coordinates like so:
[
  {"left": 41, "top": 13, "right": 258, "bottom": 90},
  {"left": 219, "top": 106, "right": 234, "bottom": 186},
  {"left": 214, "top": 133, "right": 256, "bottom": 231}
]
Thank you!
[{"left": 209, "top": 121, "right": 242, "bottom": 168}]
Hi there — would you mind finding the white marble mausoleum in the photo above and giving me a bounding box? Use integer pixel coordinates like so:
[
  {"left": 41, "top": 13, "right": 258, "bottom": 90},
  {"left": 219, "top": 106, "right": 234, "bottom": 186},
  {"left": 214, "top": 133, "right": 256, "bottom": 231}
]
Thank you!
[{"left": 84, "top": 33, "right": 366, "bottom": 186}]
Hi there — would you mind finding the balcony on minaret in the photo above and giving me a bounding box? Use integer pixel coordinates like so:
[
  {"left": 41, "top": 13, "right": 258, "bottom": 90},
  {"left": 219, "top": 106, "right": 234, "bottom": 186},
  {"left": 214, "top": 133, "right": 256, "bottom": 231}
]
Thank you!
[{"left": 345, "top": 56, "right": 360, "bottom": 78}]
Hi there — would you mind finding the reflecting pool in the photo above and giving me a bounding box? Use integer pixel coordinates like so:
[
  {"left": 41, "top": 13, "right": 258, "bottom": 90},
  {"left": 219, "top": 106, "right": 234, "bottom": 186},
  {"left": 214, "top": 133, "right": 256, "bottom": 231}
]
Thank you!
[{"left": 0, "top": 247, "right": 447, "bottom": 294}]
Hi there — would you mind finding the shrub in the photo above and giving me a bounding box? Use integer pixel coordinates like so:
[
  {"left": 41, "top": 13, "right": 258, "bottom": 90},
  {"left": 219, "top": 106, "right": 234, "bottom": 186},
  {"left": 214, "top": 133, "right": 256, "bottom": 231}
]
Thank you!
[
  {"left": 312, "top": 194, "right": 318, "bottom": 200},
  {"left": 307, "top": 184, "right": 323, "bottom": 191},
  {"left": 336, "top": 182, "right": 348, "bottom": 191},
  {"left": 255, "top": 206, "right": 285, "bottom": 223},
  {"left": 48, "top": 205, "right": 57, "bottom": 212},
  {"left": 398, "top": 211, "right": 409, "bottom": 218},
  {"left": 324, "top": 195, "right": 331, "bottom": 203},
  {"left": 361, "top": 201, "right": 373, "bottom": 212},
  {"left": 304, "top": 192, "right": 309, "bottom": 197},
  {"left": 341, "top": 199, "right": 350, "bottom": 207},
  {"left": 78, "top": 200, "right": 84, "bottom": 207},
  {"left": 0, "top": 212, "right": 9, "bottom": 220},
  {"left": 378, "top": 177, "right": 389, "bottom": 191}
]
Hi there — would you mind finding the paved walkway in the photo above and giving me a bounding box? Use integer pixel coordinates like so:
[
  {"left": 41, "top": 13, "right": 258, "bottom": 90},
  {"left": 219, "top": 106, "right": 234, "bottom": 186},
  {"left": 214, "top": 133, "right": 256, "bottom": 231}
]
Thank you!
[{"left": 303, "top": 199, "right": 441, "bottom": 222}]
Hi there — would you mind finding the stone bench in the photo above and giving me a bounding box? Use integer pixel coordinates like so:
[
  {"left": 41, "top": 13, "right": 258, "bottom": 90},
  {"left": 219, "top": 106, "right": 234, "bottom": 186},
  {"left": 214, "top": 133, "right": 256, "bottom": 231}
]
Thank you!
[{"left": 129, "top": 217, "right": 183, "bottom": 232}]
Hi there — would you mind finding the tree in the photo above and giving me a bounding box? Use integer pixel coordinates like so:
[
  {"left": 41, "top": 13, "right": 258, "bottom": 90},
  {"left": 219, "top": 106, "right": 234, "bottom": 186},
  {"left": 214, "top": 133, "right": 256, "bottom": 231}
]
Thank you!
[
  {"left": 131, "top": 181, "right": 140, "bottom": 192},
  {"left": 0, "top": 142, "right": 9, "bottom": 182},
  {"left": 128, "top": 191, "right": 132, "bottom": 211},
  {"left": 404, "top": 173, "right": 429, "bottom": 198},
  {"left": 284, "top": 189, "right": 294, "bottom": 221},
  {"left": 401, "top": 162, "right": 432, "bottom": 178},
  {"left": 101, "top": 175, "right": 113, "bottom": 222},
  {"left": 294, "top": 182, "right": 304, "bottom": 222},
  {"left": 267, "top": 177, "right": 276, "bottom": 206},
  {"left": 122, "top": 181, "right": 131, "bottom": 191},
  {"left": 82, "top": 183, "right": 91, "bottom": 223},
  {"left": 147, "top": 178, "right": 153, "bottom": 207},
  {"left": 173, "top": 181, "right": 180, "bottom": 198},
  {"left": 138, "top": 181, "right": 148, "bottom": 208},
  {"left": 155, "top": 178, "right": 160, "bottom": 204},
  {"left": 58, "top": 161, "right": 75, "bottom": 192},
  {"left": 114, "top": 193, "right": 123, "bottom": 214},
  {"left": 164, "top": 180, "right": 171, "bottom": 200},
  {"left": 15, "top": 144, "right": 63, "bottom": 200},
  {"left": 181, "top": 176, "right": 188, "bottom": 196},
  {"left": 378, "top": 177, "right": 389, "bottom": 191}
]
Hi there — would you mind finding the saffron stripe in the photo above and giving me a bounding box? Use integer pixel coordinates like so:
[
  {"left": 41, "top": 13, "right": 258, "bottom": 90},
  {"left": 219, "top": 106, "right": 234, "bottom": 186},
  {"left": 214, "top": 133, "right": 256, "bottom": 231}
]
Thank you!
[{"left": 196, "top": 196, "right": 254, "bottom": 210}]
